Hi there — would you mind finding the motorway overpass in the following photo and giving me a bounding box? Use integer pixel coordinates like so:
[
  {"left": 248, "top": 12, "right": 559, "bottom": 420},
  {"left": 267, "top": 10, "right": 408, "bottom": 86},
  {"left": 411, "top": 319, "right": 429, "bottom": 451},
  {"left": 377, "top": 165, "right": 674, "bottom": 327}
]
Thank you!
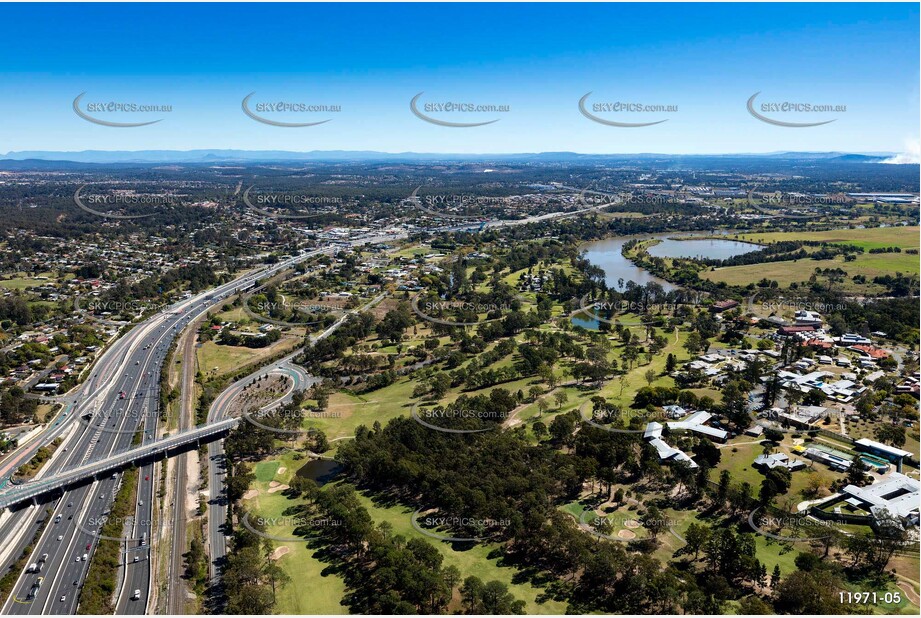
[{"left": 0, "top": 419, "right": 238, "bottom": 511}]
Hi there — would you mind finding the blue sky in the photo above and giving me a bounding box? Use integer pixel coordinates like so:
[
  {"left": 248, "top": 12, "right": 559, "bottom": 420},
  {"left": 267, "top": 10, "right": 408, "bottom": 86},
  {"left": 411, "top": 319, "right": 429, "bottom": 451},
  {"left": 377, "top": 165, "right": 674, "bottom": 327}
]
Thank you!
[{"left": 0, "top": 2, "right": 918, "bottom": 155}]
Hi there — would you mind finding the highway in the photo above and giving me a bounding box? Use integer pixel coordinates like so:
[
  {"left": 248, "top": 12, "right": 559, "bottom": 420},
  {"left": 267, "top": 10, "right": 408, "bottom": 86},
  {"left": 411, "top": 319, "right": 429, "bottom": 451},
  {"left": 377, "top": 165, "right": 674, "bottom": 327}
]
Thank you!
[
  {"left": 203, "top": 292, "right": 385, "bottom": 602},
  {"left": 0, "top": 246, "right": 337, "bottom": 615},
  {"left": 0, "top": 215, "right": 586, "bottom": 614}
]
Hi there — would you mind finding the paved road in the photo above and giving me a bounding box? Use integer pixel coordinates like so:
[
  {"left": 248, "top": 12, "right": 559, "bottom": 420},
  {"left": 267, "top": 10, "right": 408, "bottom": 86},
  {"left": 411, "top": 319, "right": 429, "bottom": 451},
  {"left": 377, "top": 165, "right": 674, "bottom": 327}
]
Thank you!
[
  {"left": 204, "top": 292, "right": 385, "bottom": 605},
  {"left": 164, "top": 310, "right": 205, "bottom": 615},
  {"left": 0, "top": 246, "right": 337, "bottom": 615}
]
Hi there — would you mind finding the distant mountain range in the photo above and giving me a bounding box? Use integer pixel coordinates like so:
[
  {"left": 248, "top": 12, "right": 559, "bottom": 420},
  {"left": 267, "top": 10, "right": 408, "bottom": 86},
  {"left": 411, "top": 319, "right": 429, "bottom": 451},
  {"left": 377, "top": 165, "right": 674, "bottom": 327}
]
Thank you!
[{"left": 0, "top": 149, "right": 902, "bottom": 164}]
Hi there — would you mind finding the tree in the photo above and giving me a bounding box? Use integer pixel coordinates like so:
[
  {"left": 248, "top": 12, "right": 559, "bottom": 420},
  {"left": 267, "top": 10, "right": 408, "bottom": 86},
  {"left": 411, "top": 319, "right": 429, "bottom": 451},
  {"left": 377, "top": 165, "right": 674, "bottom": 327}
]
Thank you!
[
  {"left": 773, "top": 569, "right": 843, "bottom": 614},
  {"left": 665, "top": 353, "right": 677, "bottom": 373},
  {"left": 684, "top": 331, "right": 705, "bottom": 356},
  {"left": 738, "top": 595, "right": 773, "bottom": 615},
  {"left": 553, "top": 391, "right": 568, "bottom": 409},
  {"left": 683, "top": 522, "right": 711, "bottom": 560},
  {"left": 644, "top": 505, "right": 668, "bottom": 539},
  {"left": 532, "top": 420, "right": 547, "bottom": 440},
  {"left": 803, "top": 388, "right": 826, "bottom": 406},
  {"left": 460, "top": 576, "right": 525, "bottom": 614},
  {"left": 770, "top": 564, "right": 781, "bottom": 588},
  {"left": 716, "top": 469, "right": 731, "bottom": 507},
  {"left": 644, "top": 368, "right": 657, "bottom": 386}
]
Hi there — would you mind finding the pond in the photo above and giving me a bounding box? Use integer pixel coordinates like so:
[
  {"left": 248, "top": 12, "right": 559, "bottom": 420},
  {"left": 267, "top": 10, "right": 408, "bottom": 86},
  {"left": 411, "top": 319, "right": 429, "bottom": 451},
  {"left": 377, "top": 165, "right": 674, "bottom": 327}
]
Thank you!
[{"left": 296, "top": 459, "right": 344, "bottom": 486}]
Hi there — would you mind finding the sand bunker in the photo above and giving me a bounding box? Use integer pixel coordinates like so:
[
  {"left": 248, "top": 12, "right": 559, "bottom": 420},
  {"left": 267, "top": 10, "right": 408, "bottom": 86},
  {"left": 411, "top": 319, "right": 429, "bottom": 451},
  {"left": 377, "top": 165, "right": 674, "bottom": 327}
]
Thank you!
[
  {"left": 242, "top": 489, "right": 259, "bottom": 500},
  {"left": 624, "top": 519, "right": 641, "bottom": 529},
  {"left": 617, "top": 529, "right": 637, "bottom": 540},
  {"left": 269, "top": 546, "right": 291, "bottom": 561},
  {"left": 268, "top": 483, "right": 290, "bottom": 494},
  {"left": 277, "top": 467, "right": 286, "bottom": 475}
]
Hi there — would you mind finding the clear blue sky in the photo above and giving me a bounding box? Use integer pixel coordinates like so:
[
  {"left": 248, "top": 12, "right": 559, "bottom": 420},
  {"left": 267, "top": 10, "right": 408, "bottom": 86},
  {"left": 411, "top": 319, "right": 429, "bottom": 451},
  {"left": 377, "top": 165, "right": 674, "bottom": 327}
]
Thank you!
[{"left": 0, "top": 2, "right": 918, "bottom": 155}]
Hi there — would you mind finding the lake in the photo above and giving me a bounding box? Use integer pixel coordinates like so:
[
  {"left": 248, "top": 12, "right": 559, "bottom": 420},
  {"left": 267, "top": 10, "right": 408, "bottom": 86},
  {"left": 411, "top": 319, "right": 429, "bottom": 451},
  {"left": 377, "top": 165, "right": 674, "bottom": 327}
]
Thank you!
[{"left": 581, "top": 232, "right": 759, "bottom": 292}]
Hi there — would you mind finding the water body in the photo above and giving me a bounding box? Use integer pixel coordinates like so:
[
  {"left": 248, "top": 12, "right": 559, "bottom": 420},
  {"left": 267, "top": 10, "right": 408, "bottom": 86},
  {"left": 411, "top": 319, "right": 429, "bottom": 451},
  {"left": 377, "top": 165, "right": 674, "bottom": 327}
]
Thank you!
[
  {"left": 581, "top": 236, "right": 677, "bottom": 292},
  {"left": 647, "top": 238, "right": 759, "bottom": 261},
  {"left": 296, "top": 459, "right": 343, "bottom": 486},
  {"left": 581, "top": 232, "right": 759, "bottom": 292},
  {"left": 571, "top": 315, "right": 600, "bottom": 330}
]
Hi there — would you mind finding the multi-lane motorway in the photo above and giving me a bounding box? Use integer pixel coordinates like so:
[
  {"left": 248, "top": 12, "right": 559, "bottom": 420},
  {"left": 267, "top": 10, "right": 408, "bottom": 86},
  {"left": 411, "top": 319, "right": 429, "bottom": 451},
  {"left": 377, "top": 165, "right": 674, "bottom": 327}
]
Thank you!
[
  {"left": 0, "top": 247, "right": 338, "bottom": 615},
  {"left": 0, "top": 211, "right": 593, "bottom": 615}
]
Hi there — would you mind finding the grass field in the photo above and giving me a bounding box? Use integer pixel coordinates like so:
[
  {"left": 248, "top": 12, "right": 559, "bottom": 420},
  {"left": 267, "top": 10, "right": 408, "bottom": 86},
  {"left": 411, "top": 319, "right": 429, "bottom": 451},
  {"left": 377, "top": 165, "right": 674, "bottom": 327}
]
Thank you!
[
  {"left": 242, "top": 452, "right": 568, "bottom": 614},
  {"left": 355, "top": 492, "right": 569, "bottom": 614},
  {"left": 700, "top": 252, "right": 919, "bottom": 288},
  {"left": 241, "top": 460, "right": 348, "bottom": 615},
  {"left": 196, "top": 336, "right": 300, "bottom": 378},
  {"left": 0, "top": 273, "right": 58, "bottom": 290},
  {"left": 730, "top": 226, "right": 920, "bottom": 251},
  {"left": 697, "top": 226, "right": 919, "bottom": 289}
]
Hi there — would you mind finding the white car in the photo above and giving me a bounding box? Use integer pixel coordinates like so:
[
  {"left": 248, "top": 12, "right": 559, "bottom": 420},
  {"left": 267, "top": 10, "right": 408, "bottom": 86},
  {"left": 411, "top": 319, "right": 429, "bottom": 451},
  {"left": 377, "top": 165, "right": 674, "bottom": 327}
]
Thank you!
[
  {"left": 60, "top": 595, "right": 66, "bottom": 603},
  {"left": 57, "top": 535, "right": 63, "bottom": 541}
]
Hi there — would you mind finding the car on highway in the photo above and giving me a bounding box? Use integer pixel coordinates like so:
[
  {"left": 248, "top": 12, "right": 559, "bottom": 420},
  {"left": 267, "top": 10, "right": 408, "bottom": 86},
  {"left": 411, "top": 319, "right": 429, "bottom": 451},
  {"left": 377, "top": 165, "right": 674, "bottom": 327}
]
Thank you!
[
  {"left": 57, "top": 535, "right": 63, "bottom": 541},
  {"left": 60, "top": 595, "right": 66, "bottom": 602},
  {"left": 132, "top": 589, "right": 141, "bottom": 600}
]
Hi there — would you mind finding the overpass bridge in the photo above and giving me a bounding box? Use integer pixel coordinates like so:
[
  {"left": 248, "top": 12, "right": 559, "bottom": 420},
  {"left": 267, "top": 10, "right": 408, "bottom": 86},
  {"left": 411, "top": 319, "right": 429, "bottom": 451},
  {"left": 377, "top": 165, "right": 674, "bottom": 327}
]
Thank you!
[{"left": 0, "top": 418, "right": 239, "bottom": 510}]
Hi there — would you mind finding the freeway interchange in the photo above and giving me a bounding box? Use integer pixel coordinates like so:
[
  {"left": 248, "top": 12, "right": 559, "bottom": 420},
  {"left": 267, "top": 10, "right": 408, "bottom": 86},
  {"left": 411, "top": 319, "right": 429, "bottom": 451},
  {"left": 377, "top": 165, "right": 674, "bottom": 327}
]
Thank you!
[
  {"left": 0, "top": 212, "right": 591, "bottom": 615},
  {"left": 0, "top": 245, "right": 344, "bottom": 615}
]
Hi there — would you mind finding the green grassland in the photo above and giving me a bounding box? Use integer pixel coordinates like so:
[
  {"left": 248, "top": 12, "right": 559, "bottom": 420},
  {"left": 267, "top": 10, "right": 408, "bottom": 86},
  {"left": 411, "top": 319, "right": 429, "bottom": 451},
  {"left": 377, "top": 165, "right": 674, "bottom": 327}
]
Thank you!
[
  {"left": 700, "top": 252, "right": 919, "bottom": 289},
  {"left": 196, "top": 335, "right": 301, "bottom": 377},
  {"left": 242, "top": 454, "right": 568, "bottom": 614},
  {"left": 0, "top": 272, "right": 68, "bottom": 290},
  {"left": 730, "top": 226, "right": 919, "bottom": 251},
  {"left": 241, "top": 459, "right": 348, "bottom": 615},
  {"left": 354, "top": 492, "right": 569, "bottom": 614}
]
